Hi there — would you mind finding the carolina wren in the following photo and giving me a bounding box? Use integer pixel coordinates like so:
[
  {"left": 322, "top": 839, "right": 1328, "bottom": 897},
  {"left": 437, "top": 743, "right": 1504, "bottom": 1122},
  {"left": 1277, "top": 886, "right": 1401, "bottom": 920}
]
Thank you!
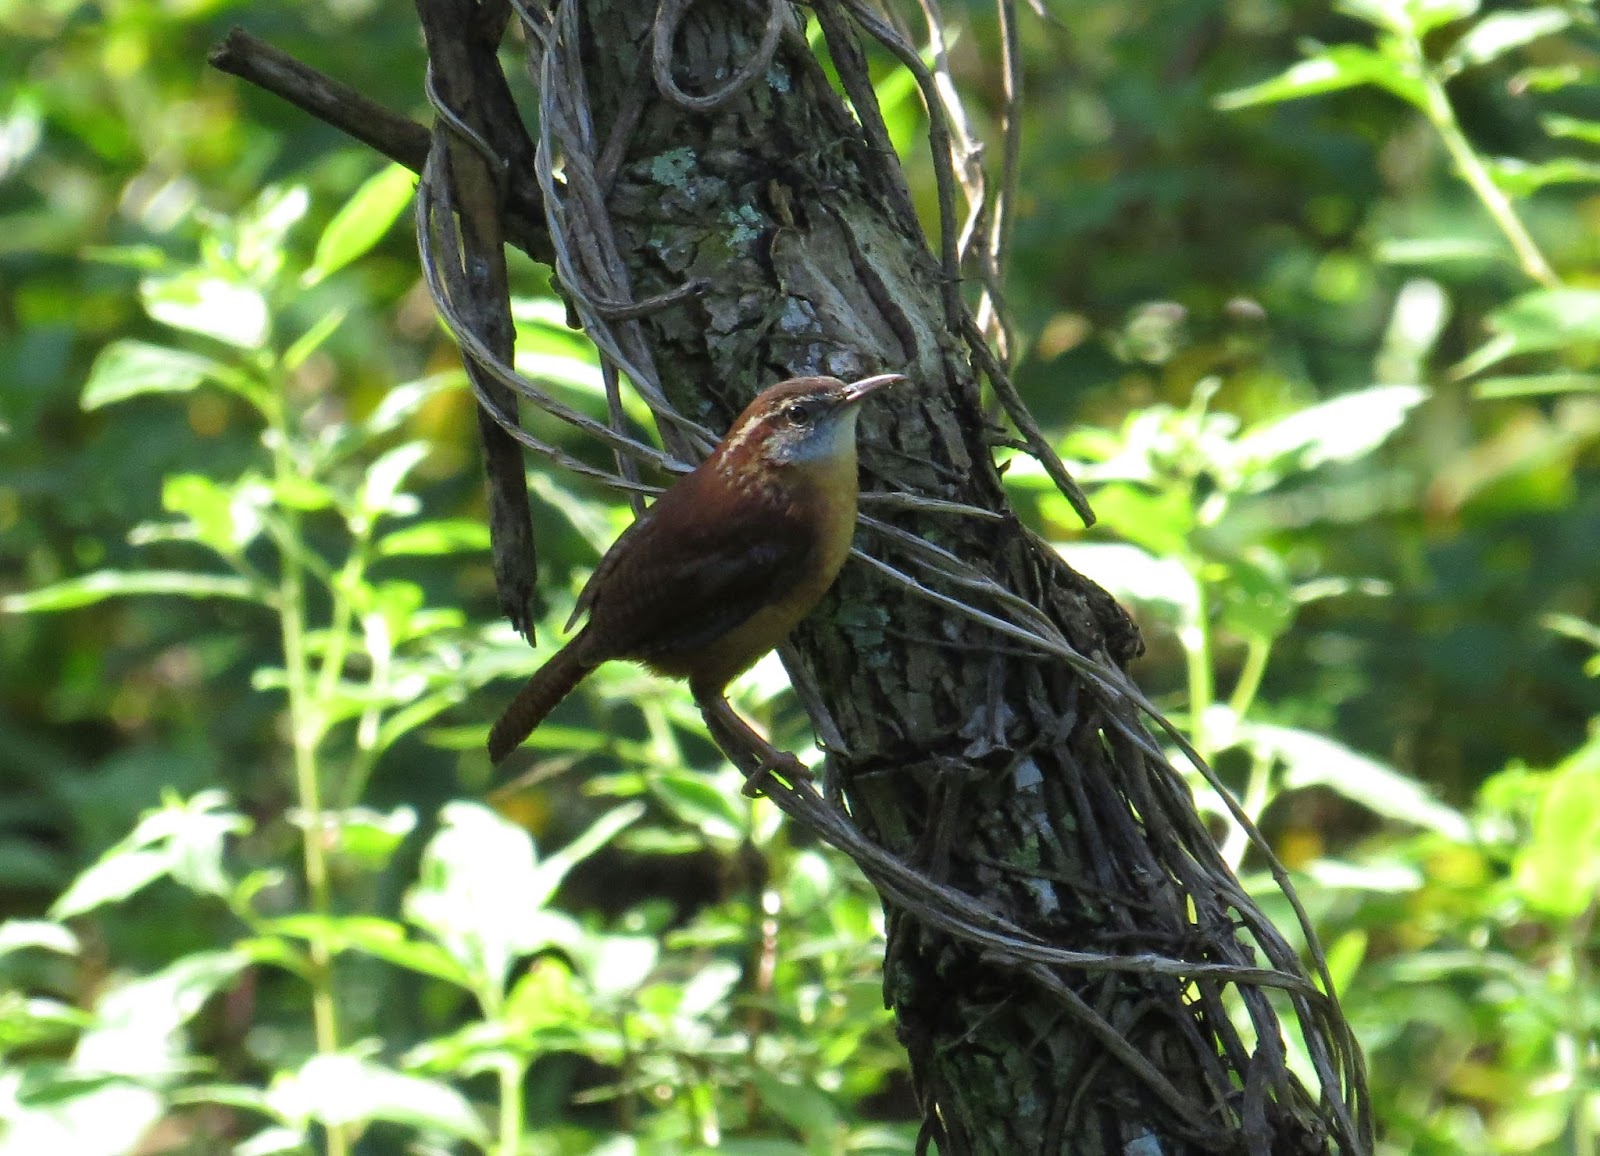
[{"left": 488, "top": 372, "right": 906, "bottom": 790}]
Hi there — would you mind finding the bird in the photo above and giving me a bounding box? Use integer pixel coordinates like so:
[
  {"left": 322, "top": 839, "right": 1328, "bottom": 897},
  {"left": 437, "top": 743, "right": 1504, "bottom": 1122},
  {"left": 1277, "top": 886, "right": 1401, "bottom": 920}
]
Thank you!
[{"left": 487, "top": 371, "right": 906, "bottom": 792}]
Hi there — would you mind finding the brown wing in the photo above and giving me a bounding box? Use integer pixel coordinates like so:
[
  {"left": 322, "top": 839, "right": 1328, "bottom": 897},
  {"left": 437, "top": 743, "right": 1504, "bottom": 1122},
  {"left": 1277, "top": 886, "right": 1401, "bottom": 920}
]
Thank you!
[{"left": 570, "top": 470, "right": 814, "bottom": 668}]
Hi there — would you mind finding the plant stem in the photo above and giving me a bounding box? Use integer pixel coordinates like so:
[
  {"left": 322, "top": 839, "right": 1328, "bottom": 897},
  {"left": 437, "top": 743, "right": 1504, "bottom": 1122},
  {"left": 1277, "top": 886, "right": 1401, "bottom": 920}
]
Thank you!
[
  {"left": 496, "top": 1056, "right": 526, "bottom": 1156},
  {"left": 477, "top": 984, "right": 525, "bottom": 1156},
  {"left": 1228, "top": 637, "right": 1272, "bottom": 722},
  {"left": 1415, "top": 52, "right": 1560, "bottom": 289},
  {"left": 268, "top": 400, "right": 351, "bottom": 1156},
  {"left": 1182, "top": 573, "right": 1215, "bottom": 761}
]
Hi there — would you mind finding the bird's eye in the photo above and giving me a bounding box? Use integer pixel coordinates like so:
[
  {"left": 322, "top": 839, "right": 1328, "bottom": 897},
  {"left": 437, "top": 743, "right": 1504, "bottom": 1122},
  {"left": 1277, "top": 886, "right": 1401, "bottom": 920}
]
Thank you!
[{"left": 783, "top": 401, "right": 815, "bottom": 426}]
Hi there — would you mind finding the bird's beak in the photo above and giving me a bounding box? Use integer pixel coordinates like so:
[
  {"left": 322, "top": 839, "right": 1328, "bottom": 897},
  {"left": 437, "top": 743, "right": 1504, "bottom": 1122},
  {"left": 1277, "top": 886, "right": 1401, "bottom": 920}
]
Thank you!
[{"left": 840, "top": 372, "right": 908, "bottom": 405}]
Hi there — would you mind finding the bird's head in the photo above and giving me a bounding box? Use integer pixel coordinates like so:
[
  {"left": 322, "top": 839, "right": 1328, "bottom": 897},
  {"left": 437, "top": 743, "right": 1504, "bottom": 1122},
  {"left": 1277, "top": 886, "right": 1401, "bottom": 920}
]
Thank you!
[{"left": 717, "top": 373, "right": 906, "bottom": 470}]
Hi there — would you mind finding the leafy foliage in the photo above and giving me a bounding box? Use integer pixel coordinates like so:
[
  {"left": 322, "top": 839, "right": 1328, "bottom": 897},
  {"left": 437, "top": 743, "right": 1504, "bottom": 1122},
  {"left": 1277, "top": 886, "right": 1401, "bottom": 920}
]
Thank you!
[{"left": 2, "top": 0, "right": 1599, "bottom": 1154}]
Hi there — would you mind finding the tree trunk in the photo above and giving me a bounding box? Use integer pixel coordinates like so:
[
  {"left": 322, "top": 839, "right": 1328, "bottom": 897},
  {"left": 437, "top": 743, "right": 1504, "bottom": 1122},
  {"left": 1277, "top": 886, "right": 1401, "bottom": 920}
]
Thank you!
[{"left": 547, "top": 3, "right": 1369, "bottom": 1152}]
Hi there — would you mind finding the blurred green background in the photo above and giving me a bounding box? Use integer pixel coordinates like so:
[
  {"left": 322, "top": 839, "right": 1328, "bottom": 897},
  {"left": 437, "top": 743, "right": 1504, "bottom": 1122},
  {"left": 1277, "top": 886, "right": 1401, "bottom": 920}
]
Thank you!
[{"left": 2, "top": 1, "right": 1599, "bottom": 1153}]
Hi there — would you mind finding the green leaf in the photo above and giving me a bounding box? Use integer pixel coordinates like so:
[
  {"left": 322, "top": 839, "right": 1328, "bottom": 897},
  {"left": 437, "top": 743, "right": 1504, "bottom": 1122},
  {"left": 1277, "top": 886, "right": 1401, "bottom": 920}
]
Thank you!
[
  {"left": 304, "top": 164, "right": 415, "bottom": 287},
  {"left": 75, "top": 951, "right": 250, "bottom": 1080},
  {"left": 80, "top": 340, "right": 226, "bottom": 410},
  {"left": 162, "top": 473, "right": 269, "bottom": 555},
  {"left": 1247, "top": 723, "right": 1472, "bottom": 838},
  {"left": 1375, "top": 236, "right": 1502, "bottom": 265},
  {"left": 1453, "top": 288, "right": 1600, "bottom": 377},
  {"left": 1444, "top": 8, "right": 1570, "bottom": 74},
  {"left": 1403, "top": 0, "right": 1479, "bottom": 35},
  {"left": 266, "top": 1054, "right": 488, "bottom": 1143},
  {"left": 1216, "top": 45, "right": 1424, "bottom": 112},
  {"left": 237, "top": 186, "right": 310, "bottom": 283},
  {"left": 1543, "top": 115, "right": 1600, "bottom": 147},
  {"left": 1512, "top": 740, "right": 1600, "bottom": 918},
  {"left": 0, "top": 994, "right": 91, "bottom": 1051},
  {"left": 406, "top": 802, "right": 565, "bottom": 992},
  {"left": 1235, "top": 385, "right": 1427, "bottom": 480},
  {"left": 1473, "top": 373, "right": 1600, "bottom": 398},
  {"left": 268, "top": 913, "right": 470, "bottom": 986},
  {"left": 281, "top": 307, "right": 347, "bottom": 372},
  {"left": 1335, "top": 0, "right": 1411, "bottom": 33},
  {"left": 0, "top": 571, "right": 257, "bottom": 614},
  {"left": 49, "top": 849, "right": 174, "bottom": 919},
  {"left": 571, "top": 933, "right": 660, "bottom": 1000},
  {"left": 0, "top": 566, "right": 262, "bottom": 611},
  {"left": 357, "top": 442, "right": 430, "bottom": 525},
  {"left": 233, "top": 1125, "right": 306, "bottom": 1156},
  {"left": 651, "top": 771, "right": 748, "bottom": 843},
  {"left": 1078, "top": 483, "right": 1195, "bottom": 558},
  {"left": 0, "top": 920, "right": 79, "bottom": 958},
  {"left": 1337, "top": 0, "right": 1478, "bottom": 35},
  {"left": 140, "top": 270, "right": 269, "bottom": 350},
  {"left": 361, "top": 373, "right": 460, "bottom": 440},
  {"left": 527, "top": 803, "right": 645, "bottom": 909},
  {"left": 1055, "top": 543, "right": 1199, "bottom": 629},
  {"left": 1215, "top": 552, "right": 1297, "bottom": 643},
  {"left": 1488, "top": 156, "right": 1600, "bottom": 197},
  {"left": 376, "top": 519, "right": 491, "bottom": 557},
  {"left": 749, "top": 1072, "right": 840, "bottom": 1140},
  {"left": 328, "top": 806, "right": 418, "bottom": 872}
]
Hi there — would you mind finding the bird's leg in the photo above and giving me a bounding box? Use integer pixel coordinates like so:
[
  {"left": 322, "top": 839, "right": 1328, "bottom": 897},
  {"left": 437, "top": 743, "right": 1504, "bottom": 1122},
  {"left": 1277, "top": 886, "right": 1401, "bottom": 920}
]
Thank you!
[{"left": 693, "top": 689, "right": 811, "bottom": 798}]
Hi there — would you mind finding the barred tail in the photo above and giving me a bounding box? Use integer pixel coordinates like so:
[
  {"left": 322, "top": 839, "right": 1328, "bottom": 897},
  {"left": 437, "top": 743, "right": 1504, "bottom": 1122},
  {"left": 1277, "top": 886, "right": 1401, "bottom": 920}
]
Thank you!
[{"left": 488, "top": 640, "right": 593, "bottom": 764}]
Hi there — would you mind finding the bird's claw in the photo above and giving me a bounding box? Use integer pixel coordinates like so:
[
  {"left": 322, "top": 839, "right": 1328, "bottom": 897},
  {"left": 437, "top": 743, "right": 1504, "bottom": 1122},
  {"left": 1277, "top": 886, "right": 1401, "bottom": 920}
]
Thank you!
[{"left": 741, "top": 751, "right": 812, "bottom": 798}]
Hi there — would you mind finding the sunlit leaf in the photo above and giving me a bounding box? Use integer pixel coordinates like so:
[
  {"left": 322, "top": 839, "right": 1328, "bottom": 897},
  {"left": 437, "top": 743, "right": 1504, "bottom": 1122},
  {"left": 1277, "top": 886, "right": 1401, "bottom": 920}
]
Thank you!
[
  {"left": 678, "top": 959, "right": 740, "bottom": 1018},
  {"left": 74, "top": 951, "right": 250, "bottom": 1079},
  {"left": 1076, "top": 483, "right": 1195, "bottom": 558},
  {"left": 1405, "top": 0, "right": 1478, "bottom": 34},
  {"left": 1473, "top": 373, "right": 1600, "bottom": 398},
  {"left": 281, "top": 307, "right": 347, "bottom": 372},
  {"left": 328, "top": 806, "right": 417, "bottom": 872},
  {"left": 572, "top": 933, "right": 660, "bottom": 1000},
  {"left": 304, "top": 164, "right": 415, "bottom": 287},
  {"left": 357, "top": 442, "right": 431, "bottom": 525},
  {"left": 405, "top": 802, "right": 561, "bottom": 992},
  {"left": 1444, "top": 8, "right": 1570, "bottom": 74},
  {"left": 652, "top": 771, "right": 748, "bottom": 843},
  {"left": 0, "top": 920, "right": 79, "bottom": 958},
  {"left": 162, "top": 473, "right": 269, "bottom": 555},
  {"left": 526, "top": 803, "right": 645, "bottom": 909},
  {"left": 1512, "top": 740, "right": 1600, "bottom": 918},
  {"left": 361, "top": 373, "right": 460, "bottom": 440},
  {"left": 505, "top": 959, "right": 590, "bottom": 1034},
  {"left": 1453, "top": 288, "right": 1600, "bottom": 377},
  {"left": 1216, "top": 45, "right": 1424, "bottom": 112},
  {"left": 1054, "top": 542, "right": 1199, "bottom": 627},
  {"left": 1235, "top": 385, "right": 1427, "bottom": 481},
  {"left": 232, "top": 1125, "right": 305, "bottom": 1156},
  {"left": 1247, "top": 723, "right": 1472, "bottom": 838},
  {"left": 269, "top": 913, "right": 470, "bottom": 986},
  {"left": 750, "top": 1072, "right": 839, "bottom": 1139},
  {"left": 266, "top": 1054, "right": 488, "bottom": 1143},
  {"left": 140, "top": 271, "right": 269, "bottom": 350},
  {"left": 236, "top": 186, "right": 310, "bottom": 284},
  {"left": 49, "top": 850, "right": 174, "bottom": 920},
  {"left": 1489, "top": 156, "right": 1600, "bottom": 197},
  {"left": 376, "top": 520, "right": 491, "bottom": 556},
  {"left": 1542, "top": 114, "right": 1600, "bottom": 146},
  {"left": 1375, "top": 236, "right": 1501, "bottom": 265},
  {"left": 80, "top": 341, "right": 227, "bottom": 410}
]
